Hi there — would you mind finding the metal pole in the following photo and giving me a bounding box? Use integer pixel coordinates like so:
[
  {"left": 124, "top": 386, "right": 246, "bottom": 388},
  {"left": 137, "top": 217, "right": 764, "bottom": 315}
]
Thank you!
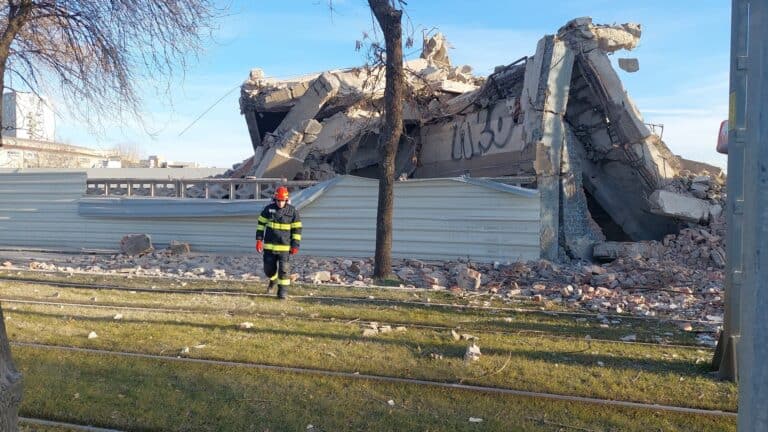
[
  {"left": 713, "top": 0, "right": 749, "bottom": 382},
  {"left": 738, "top": 0, "right": 768, "bottom": 430}
]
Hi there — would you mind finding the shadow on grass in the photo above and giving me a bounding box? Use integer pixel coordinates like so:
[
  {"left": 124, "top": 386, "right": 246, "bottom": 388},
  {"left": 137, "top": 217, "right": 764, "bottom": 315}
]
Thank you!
[
  {"left": 10, "top": 309, "right": 708, "bottom": 377},
  {"left": 15, "top": 346, "right": 736, "bottom": 432}
]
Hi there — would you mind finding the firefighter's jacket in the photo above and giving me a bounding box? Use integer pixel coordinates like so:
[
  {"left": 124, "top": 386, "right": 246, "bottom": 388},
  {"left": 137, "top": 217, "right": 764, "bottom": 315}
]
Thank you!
[{"left": 256, "top": 202, "right": 302, "bottom": 253}]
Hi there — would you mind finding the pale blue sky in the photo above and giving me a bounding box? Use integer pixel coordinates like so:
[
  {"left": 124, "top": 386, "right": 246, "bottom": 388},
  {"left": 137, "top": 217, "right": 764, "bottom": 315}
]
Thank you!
[{"left": 53, "top": 0, "right": 731, "bottom": 169}]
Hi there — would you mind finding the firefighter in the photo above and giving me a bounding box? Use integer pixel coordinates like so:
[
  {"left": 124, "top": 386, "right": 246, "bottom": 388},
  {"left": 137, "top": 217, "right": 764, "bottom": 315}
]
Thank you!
[{"left": 255, "top": 186, "right": 302, "bottom": 300}]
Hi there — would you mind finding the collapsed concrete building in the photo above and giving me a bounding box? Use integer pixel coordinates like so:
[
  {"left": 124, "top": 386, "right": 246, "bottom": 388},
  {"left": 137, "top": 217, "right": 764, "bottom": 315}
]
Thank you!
[{"left": 237, "top": 17, "right": 723, "bottom": 261}]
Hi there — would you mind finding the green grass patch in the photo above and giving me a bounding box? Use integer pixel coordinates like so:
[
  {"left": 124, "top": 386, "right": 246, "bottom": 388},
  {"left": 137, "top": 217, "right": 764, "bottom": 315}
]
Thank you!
[
  {"left": 3, "top": 301, "right": 736, "bottom": 411},
  {"left": 0, "top": 277, "right": 701, "bottom": 345},
  {"left": 14, "top": 345, "right": 735, "bottom": 432}
]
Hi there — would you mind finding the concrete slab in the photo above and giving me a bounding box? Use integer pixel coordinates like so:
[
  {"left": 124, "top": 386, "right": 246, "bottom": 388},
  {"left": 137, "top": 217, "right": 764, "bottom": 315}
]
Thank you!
[
  {"left": 275, "top": 73, "right": 340, "bottom": 137},
  {"left": 312, "top": 108, "right": 380, "bottom": 154},
  {"left": 252, "top": 147, "right": 305, "bottom": 179},
  {"left": 649, "top": 190, "right": 711, "bottom": 223},
  {"left": 593, "top": 241, "right": 664, "bottom": 261}
]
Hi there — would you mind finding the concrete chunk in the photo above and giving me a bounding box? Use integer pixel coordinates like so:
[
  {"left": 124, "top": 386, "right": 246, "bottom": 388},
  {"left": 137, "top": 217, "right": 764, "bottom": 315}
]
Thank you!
[
  {"left": 618, "top": 58, "right": 639, "bottom": 72},
  {"left": 300, "top": 119, "right": 323, "bottom": 135},
  {"left": 311, "top": 108, "right": 380, "bottom": 154},
  {"left": 593, "top": 23, "right": 641, "bottom": 52},
  {"left": 253, "top": 147, "right": 305, "bottom": 178},
  {"left": 649, "top": 190, "right": 710, "bottom": 222},
  {"left": 275, "top": 73, "right": 340, "bottom": 138},
  {"left": 120, "top": 234, "right": 153, "bottom": 256},
  {"left": 592, "top": 241, "right": 664, "bottom": 261}
]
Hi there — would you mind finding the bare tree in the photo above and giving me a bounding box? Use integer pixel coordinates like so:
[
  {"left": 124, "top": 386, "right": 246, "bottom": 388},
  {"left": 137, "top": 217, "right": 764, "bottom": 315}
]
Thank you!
[
  {"left": 0, "top": 0, "right": 218, "bottom": 142},
  {"left": 112, "top": 141, "right": 146, "bottom": 165},
  {"left": 368, "top": 0, "right": 404, "bottom": 281},
  {"left": 0, "top": 1, "right": 218, "bottom": 428}
]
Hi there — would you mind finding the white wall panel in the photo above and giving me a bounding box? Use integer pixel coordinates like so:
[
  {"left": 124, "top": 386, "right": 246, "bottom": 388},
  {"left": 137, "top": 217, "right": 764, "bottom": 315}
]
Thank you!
[{"left": 0, "top": 172, "right": 541, "bottom": 262}]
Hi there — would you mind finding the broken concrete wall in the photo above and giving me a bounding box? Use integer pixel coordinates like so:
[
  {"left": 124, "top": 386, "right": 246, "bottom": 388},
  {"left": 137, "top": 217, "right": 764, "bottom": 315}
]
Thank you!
[
  {"left": 560, "top": 127, "right": 606, "bottom": 258},
  {"left": 414, "top": 97, "right": 528, "bottom": 177},
  {"left": 554, "top": 18, "right": 682, "bottom": 246},
  {"left": 521, "top": 36, "right": 575, "bottom": 261}
]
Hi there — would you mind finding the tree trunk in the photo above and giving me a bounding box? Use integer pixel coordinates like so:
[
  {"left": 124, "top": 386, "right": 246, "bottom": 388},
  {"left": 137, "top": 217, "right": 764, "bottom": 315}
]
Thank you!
[
  {"left": 0, "top": 3, "right": 32, "bottom": 429},
  {"left": 0, "top": 69, "right": 22, "bottom": 429},
  {"left": 369, "top": 0, "right": 404, "bottom": 280},
  {"left": 0, "top": 306, "right": 22, "bottom": 431},
  {"left": 0, "top": 62, "right": 23, "bottom": 432}
]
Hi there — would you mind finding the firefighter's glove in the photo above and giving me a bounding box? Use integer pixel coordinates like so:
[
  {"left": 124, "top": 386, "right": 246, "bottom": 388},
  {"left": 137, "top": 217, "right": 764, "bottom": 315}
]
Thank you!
[
  {"left": 256, "top": 240, "right": 264, "bottom": 254},
  {"left": 290, "top": 247, "right": 299, "bottom": 255}
]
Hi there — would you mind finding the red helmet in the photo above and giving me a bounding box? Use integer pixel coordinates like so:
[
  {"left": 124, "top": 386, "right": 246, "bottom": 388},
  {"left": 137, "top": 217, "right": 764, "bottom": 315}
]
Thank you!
[{"left": 274, "top": 186, "right": 290, "bottom": 201}]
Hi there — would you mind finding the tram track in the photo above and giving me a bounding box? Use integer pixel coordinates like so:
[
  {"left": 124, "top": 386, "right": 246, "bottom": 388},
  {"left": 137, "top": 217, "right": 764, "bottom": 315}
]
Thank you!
[
  {"left": 11, "top": 341, "right": 737, "bottom": 418},
  {"left": 19, "top": 417, "right": 125, "bottom": 432}
]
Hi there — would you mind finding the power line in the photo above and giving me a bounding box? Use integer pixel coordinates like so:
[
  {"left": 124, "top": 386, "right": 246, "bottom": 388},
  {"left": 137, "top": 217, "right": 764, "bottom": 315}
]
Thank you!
[{"left": 177, "top": 84, "right": 241, "bottom": 137}]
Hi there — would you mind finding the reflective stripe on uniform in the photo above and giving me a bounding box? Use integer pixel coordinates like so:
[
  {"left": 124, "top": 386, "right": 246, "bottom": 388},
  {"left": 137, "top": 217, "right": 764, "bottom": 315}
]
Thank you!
[
  {"left": 267, "top": 221, "right": 292, "bottom": 230},
  {"left": 291, "top": 234, "right": 301, "bottom": 241},
  {"left": 264, "top": 243, "right": 290, "bottom": 252},
  {"left": 269, "top": 273, "right": 278, "bottom": 281},
  {"left": 258, "top": 216, "right": 269, "bottom": 223},
  {"left": 256, "top": 224, "right": 266, "bottom": 231},
  {"left": 290, "top": 221, "right": 302, "bottom": 228},
  {"left": 277, "top": 278, "right": 291, "bottom": 286}
]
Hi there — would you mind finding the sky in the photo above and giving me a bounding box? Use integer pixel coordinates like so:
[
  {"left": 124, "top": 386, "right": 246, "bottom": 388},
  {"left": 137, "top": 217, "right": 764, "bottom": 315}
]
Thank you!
[{"left": 51, "top": 0, "right": 731, "bottom": 169}]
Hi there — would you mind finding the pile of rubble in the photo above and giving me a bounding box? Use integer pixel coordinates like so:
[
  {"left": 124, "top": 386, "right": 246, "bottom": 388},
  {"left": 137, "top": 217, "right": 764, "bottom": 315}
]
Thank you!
[
  {"left": 232, "top": 31, "right": 483, "bottom": 181},
  {"left": 651, "top": 169, "right": 726, "bottom": 226},
  {"left": 2, "top": 238, "right": 724, "bottom": 330}
]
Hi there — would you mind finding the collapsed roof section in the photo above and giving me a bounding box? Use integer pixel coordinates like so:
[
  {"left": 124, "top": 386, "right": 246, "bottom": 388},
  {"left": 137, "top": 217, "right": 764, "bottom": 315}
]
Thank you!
[
  {"left": 238, "top": 32, "right": 482, "bottom": 180},
  {"left": 238, "top": 18, "right": 699, "bottom": 260}
]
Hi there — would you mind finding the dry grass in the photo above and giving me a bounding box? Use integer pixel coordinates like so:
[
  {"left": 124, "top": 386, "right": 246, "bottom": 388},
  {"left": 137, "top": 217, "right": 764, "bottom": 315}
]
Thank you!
[
  {"left": 15, "top": 346, "right": 735, "bottom": 432},
  {"left": 0, "top": 271, "right": 737, "bottom": 431}
]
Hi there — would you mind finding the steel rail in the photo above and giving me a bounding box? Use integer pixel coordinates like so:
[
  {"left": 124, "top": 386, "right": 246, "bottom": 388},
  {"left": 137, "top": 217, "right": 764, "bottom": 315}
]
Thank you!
[
  {"left": 19, "top": 416, "right": 125, "bottom": 432},
  {"left": 12, "top": 342, "right": 737, "bottom": 418}
]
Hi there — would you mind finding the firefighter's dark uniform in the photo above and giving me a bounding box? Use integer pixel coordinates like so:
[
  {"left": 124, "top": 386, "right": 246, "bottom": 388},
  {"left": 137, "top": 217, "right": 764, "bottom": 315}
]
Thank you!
[{"left": 256, "top": 202, "right": 302, "bottom": 299}]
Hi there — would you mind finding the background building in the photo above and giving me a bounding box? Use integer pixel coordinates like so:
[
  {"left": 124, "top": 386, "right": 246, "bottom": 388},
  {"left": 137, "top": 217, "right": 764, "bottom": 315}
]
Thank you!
[{"left": 2, "top": 91, "right": 55, "bottom": 142}]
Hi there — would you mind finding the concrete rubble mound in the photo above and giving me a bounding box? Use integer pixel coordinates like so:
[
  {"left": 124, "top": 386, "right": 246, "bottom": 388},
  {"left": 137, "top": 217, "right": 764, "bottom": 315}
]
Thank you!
[
  {"left": 232, "top": 17, "right": 725, "bottom": 263},
  {"left": 8, "top": 248, "right": 724, "bottom": 342}
]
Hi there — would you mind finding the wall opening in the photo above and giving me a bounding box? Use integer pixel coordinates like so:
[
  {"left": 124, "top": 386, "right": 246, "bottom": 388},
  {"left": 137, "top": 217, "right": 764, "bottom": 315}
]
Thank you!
[{"left": 584, "top": 188, "right": 631, "bottom": 241}]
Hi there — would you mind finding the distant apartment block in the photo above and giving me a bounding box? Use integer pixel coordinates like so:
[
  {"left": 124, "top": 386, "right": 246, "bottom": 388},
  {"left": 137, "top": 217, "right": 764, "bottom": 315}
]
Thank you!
[{"left": 2, "top": 91, "right": 55, "bottom": 142}]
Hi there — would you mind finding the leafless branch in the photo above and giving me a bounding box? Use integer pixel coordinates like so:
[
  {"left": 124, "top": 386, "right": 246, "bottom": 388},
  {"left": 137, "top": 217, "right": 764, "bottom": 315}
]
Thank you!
[{"left": 0, "top": 0, "right": 221, "bottom": 136}]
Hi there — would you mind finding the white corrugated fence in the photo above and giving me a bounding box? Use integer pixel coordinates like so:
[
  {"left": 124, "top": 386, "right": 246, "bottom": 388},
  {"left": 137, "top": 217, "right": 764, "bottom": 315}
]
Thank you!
[{"left": 0, "top": 171, "right": 540, "bottom": 262}]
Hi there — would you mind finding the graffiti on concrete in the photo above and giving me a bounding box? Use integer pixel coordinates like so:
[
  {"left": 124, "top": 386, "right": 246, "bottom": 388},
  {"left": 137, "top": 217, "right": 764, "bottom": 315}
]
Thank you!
[{"left": 451, "top": 100, "right": 518, "bottom": 160}]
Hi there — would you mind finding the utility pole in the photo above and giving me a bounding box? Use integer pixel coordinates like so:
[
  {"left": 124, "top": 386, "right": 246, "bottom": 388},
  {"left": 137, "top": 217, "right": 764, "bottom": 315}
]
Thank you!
[
  {"left": 712, "top": 0, "right": 749, "bottom": 382},
  {"left": 735, "top": 0, "right": 768, "bottom": 430}
]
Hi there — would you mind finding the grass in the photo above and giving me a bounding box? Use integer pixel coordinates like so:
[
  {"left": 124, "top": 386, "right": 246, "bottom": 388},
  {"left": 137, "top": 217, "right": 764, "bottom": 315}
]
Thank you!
[
  {"left": 0, "top": 270, "right": 738, "bottom": 431},
  {"left": 0, "top": 273, "right": 704, "bottom": 345},
  {"left": 2, "top": 296, "right": 736, "bottom": 411},
  {"left": 14, "top": 345, "right": 736, "bottom": 432}
]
